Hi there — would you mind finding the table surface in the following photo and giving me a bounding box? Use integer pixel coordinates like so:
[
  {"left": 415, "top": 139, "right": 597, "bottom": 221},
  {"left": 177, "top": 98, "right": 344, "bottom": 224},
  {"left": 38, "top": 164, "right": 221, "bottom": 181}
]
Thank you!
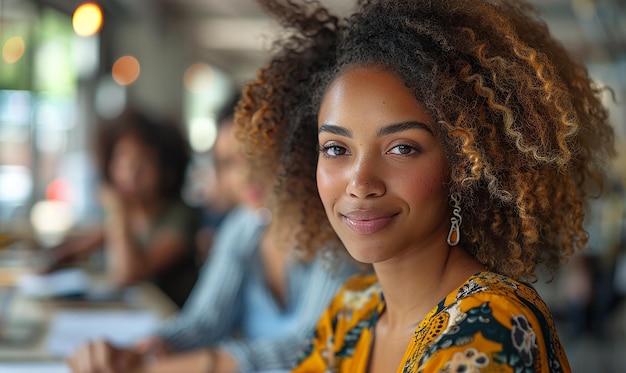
[{"left": 0, "top": 244, "right": 178, "bottom": 362}]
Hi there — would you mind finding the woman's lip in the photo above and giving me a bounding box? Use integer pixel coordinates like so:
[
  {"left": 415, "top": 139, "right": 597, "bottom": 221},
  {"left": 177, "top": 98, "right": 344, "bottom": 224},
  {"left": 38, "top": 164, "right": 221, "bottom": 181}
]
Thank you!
[{"left": 341, "top": 214, "right": 396, "bottom": 234}]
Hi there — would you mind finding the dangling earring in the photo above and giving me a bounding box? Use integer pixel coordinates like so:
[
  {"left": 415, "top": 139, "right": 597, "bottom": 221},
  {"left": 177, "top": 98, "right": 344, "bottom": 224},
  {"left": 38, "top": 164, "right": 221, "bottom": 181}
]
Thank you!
[{"left": 447, "top": 193, "right": 462, "bottom": 246}]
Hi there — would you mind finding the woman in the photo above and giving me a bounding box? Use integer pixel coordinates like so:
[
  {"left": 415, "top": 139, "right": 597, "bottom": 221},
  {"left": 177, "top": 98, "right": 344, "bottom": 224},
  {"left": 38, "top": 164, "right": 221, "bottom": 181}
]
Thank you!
[
  {"left": 44, "top": 109, "right": 200, "bottom": 307},
  {"left": 237, "top": 0, "right": 616, "bottom": 371}
]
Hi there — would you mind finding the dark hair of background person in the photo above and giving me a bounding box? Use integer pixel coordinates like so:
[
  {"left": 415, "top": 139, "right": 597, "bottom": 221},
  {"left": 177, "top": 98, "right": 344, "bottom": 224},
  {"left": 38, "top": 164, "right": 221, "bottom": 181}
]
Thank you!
[
  {"left": 236, "top": 0, "right": 616, "bottom": 281},
  {"left": 95, "top": 108, "right": 191, "bottom": 199}
]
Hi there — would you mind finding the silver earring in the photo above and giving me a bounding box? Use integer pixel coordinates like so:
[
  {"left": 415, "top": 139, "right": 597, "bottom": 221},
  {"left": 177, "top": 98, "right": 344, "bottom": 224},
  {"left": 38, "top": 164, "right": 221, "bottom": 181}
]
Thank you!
[{"left": 447, "top": 193, "right": 462, "bottom": 246}]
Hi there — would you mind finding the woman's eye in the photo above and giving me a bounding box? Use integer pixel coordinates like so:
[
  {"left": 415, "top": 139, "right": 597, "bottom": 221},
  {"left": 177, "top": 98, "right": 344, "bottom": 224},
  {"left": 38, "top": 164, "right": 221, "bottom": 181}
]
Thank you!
[
  {"left": 319, "top": 145, "right": 348, "bottom": 157},
  {"left": 388, "top": 144, "right": 417, "bottom": 155}
]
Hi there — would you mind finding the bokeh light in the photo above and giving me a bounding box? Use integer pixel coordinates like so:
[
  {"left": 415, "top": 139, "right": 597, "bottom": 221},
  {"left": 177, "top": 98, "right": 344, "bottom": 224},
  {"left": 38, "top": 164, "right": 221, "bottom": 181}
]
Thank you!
[
  {"left": 2, "top": 36, "right": 26, "bottom": 64},
  {"left": 112, "top": 55, "right": 140, "bottom": 86},
  {"left": 188, "top": 117, "right": 218, "bottom": 153},
  {"left": 46, "top": 178, "right": 73, "bottom": 203},
  {"left": 30, "top": 200, "right": 75, "bottom": 248},
  {"left": 184, "top": 63, "right": 214, "bottom": 93},
  {"left": 72, "top": 2, "right": 103, "bottom": 37}
]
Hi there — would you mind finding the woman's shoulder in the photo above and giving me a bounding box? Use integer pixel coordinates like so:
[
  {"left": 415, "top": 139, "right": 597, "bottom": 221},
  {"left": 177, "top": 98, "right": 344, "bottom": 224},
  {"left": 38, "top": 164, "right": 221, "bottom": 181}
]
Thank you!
[
  {"left": 440, "top": 271, "right": 557, "bottom": 330},
  {"left": 451, "top": 271, "right": 550, "bottom": 314},
  {"left": 415, "top": 272, "right": 570, "bottom": 372},
  {"left": 210, "top": 207, "right": 266, "bottom": 256},
  {"left": 217, "top": 207, "right": 265, "bottom": 234}
]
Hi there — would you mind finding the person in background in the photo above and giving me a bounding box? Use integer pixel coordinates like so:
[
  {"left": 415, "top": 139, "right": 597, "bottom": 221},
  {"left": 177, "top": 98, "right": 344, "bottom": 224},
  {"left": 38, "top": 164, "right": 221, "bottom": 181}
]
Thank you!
[
  {"left": 66, "top": 95, "right": 362, "bottom": 373},
  {"left": 42, "top": 108, "right": 200, "bottom": 308},
  {"left": 236, "top": 0, "right": 616, "bottom": 371},
  {"left": 194, "top": 94, "right": 244, "bottom": 263}
]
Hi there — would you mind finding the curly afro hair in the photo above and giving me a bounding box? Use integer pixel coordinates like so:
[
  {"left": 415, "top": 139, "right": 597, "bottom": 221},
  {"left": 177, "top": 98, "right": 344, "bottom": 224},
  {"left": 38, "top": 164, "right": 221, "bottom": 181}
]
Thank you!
[{"left": 236, "top": 0, "right": 616, "bottom": 281}]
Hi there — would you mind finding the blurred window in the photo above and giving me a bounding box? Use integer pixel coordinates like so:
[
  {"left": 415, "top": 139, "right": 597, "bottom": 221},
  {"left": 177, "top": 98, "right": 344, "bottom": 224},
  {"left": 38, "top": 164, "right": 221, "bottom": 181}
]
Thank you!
[{"left": 1, "top": 4, "right": 94, "bottom": 231}]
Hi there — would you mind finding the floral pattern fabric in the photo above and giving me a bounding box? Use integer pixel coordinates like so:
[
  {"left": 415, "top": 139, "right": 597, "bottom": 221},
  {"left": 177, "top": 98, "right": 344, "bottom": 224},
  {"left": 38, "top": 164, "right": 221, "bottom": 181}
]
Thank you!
[{"left": 292, "top": 272, "right": 571, "bottom": 373}]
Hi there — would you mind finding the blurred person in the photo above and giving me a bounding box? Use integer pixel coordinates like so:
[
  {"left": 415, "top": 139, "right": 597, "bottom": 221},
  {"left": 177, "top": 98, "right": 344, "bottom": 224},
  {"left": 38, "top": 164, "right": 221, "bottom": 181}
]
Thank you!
[
  {"left": 194, "top": 94, "right": 244, "bottom": 263},
  {"left": 42, "top": 108, "right": 200, "bottom": 307},
  {"left": 66, "top": 96, "right": 362, "bottom": 373}
]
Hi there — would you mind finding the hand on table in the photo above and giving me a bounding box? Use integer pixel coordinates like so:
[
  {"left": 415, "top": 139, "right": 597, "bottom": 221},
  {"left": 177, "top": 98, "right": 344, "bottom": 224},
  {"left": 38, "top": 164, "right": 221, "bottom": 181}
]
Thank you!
[
  {"left": 134, "top": 336, "right": 173, "bottom": 359},
  {"left": 67, "top": 338, "right": 240, "bottom": 373},
  {"left": 33, "top": 229, "right": 105, "bottom": 274},
  {"left": 66, "top": 339, "right": 143, "bottom": 373}
]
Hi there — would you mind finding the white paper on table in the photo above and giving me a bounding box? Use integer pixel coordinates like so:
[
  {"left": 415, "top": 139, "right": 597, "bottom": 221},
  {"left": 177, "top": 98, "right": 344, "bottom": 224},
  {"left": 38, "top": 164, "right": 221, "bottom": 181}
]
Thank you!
[
  {"left": 44, "top": 310, "right": 159, "bottom": 357},
  {"left": 0, "top": 363, "right": 69, "bottom": 373}
]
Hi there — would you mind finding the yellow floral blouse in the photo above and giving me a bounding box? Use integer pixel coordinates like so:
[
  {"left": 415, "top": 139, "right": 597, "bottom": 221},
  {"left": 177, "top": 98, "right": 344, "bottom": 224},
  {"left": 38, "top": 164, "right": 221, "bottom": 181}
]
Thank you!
[{"left": 292, "top": 271, "right": 571, "bottom": 373}]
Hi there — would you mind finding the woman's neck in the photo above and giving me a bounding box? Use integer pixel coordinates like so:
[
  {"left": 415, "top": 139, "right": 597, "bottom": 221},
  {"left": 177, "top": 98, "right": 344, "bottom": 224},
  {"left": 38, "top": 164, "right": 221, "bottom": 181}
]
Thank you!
[
  {"left": 373, "top": 245, "right": 483, "bottom": 332},
  {"left": 126, "top": 196, "right": 165, "bottom": 220}
]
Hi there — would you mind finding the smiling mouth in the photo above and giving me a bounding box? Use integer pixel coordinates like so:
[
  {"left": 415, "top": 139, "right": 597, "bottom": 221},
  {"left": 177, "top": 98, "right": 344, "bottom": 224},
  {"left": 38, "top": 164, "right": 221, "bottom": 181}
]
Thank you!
[{"left": 341, "top": 214, "right": 397, "bottom": 235}]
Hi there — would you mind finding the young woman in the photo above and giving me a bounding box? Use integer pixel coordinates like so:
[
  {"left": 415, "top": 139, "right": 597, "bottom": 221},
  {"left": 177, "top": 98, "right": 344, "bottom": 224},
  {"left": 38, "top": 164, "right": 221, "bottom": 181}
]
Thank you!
[
  {"left": 236, "top": 0, "right": 616, "bottom": 371},
  {"left": 44, "top": 109, "right": 200, "bottom": 307}
]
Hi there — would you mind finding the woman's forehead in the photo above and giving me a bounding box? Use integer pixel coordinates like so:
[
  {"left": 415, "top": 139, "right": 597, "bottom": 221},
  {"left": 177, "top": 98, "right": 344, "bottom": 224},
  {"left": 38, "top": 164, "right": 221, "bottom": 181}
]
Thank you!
[{"left": 319, "top": 66, "right": 431, "bottom": 125}]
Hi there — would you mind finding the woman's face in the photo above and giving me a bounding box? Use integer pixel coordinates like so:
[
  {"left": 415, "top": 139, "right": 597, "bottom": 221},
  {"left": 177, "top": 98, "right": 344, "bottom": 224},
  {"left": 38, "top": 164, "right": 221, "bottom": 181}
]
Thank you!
[
  {"left": 316, "top": 65, "right": 451, "bottom": 264},
  {"left": 213, "top": 121, "right": 266, "bottom": 210},
  {"left": 109, "top": 134, "right": 161, "bottom": 200}
]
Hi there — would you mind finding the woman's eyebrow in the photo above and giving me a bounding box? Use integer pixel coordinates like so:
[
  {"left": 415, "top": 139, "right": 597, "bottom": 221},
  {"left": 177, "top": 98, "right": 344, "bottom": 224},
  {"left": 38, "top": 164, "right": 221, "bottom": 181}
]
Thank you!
[
  {"left": 319, "top": 124, "right": 352, "bottom": 137},
  {"left": 319, "top": 121, "right": 432, "bottom": 137},
  {"left": 376, "top": 121, "right": 433, "bottom": 136}
]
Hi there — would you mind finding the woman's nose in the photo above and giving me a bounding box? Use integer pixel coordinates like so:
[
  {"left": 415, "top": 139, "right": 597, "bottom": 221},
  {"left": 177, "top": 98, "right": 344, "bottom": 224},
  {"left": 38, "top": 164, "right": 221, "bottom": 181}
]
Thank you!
[{"left": 345, "top": 156, "right": 386, "bottom": 198}]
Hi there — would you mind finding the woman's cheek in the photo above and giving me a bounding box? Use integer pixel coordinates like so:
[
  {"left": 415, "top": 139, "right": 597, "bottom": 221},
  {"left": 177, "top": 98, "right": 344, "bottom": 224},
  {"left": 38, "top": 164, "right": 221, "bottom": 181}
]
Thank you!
[{"left": 316, "top": 165, "right": 337, "bottom": 207}]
